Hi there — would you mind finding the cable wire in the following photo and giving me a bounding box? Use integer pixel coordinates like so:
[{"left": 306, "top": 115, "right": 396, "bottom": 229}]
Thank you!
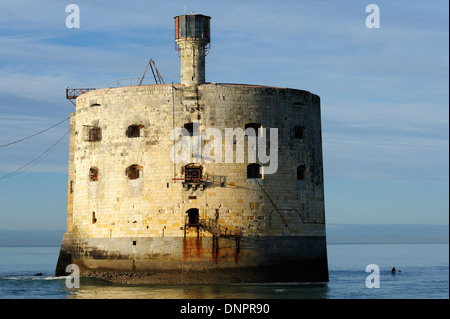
[
  {"left": 0, "top": 116, "right": 71, "bottom": 148},
  {"left": 0, "top": 129, "right": 70, "bottom": 181}
]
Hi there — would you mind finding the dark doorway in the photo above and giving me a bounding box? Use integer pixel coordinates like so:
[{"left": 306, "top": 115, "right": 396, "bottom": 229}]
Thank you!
[{"left": 186, "top": 208, "right": 199, "bottom": 225}]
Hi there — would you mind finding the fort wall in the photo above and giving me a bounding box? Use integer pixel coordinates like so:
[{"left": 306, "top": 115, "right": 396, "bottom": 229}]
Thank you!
[{"left": 56, "top": 83, "right": 328, "bottom": 282}]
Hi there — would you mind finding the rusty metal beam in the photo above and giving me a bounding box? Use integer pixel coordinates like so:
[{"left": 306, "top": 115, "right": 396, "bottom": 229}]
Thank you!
[{"left": 66, "top": 88, "right": 96, "bottom": 101}]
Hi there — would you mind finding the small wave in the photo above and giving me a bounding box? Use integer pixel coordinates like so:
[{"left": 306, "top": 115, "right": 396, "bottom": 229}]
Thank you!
[
  {"left": 37, "top": 276, "right": 70, "bottom": 281},
  {"left": 41, "top": 276, "right": 70, "bottom": 280},
  {"left": 3, "top": 276, "right": 21, "bottom": 280},
  {"left": 2, "top": 275, "right": 69, "bottom": 281}
]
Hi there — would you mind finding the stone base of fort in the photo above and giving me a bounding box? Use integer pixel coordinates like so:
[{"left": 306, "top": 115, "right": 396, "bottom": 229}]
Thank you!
[{"left": 55, "top": 233, "right": 328, "bottom": 283}]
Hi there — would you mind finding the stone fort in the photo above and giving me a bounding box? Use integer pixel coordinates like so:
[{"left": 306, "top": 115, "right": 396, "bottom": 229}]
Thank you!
[{"left": 55, "top": 14, "right": 328, "bottom": 283}]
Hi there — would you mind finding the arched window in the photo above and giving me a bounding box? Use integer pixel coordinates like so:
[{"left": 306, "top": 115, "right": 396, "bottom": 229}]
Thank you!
[
  {"left": 183, "top": 122, "right": 200, "bottom": 136},
  {"left": 126, "top": 164, "right": 143, "bottom": 180},
  {"left": 297, "top": 165, "right": 306, "bottom": 180},
  {"left": 186, "top": 208, "right": 199, "bottom": 226},
  {"left": 89, "top": 167, "right": 99, "bottom": 181},
  {"left": 247, "top": 163, "right": 262, "bottom": 179},
  {"left": 184, "top": 123, "right": 194, "bottom": 136},
  {"left": 126, "top": 124, "right": 144, "bottom": 138}
]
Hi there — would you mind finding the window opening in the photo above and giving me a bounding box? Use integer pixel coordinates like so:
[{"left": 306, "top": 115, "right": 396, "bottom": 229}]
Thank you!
[
  {"left": 184, "top": 163, "right": 203, "bottom": 182},
  {"left": 183, "top": 122, "right": 198, "bottom": 136},
  {"left": 245, "top": 123, "right": 261, "bottom": 136},
  {"left": 297, "top": 165, "right": 306, "bottom": 180},
  {"left": 127, "top": 124, "right": 144, "bottom": 138},
  {"left": 247, "top": 163, "right": 262, "bottom": 179},
  {"left": 89, "top": 167, "right": 99, "bottom": 181},
  {"left": 84, "top": 126, "right": 101, "bottom": 142},
  {"left": 126, "top": 164, "right": 143, "bottom": 180},
  {"left": 294, "top": 126, "right": 304, "bottom": 139}
]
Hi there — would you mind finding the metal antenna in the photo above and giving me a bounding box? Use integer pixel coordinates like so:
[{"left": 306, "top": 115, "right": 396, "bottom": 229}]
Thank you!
[{"left": 139, "top": 59, "right": 165, "bottom": 85}]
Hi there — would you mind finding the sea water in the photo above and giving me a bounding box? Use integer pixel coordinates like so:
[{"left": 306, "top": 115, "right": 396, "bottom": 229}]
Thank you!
[{"left": 0, "top": 243, "right": 448, "bottom": 299}]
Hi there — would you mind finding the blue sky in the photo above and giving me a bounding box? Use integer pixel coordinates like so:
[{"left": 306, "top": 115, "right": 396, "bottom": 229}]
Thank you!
[{"left": 0, "top": 0, "right": 448, "bottom": 230}]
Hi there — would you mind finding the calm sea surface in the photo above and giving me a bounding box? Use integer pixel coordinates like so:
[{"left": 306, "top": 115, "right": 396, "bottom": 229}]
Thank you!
[{"left": 0, "top": 243, "right": 448, "bottom": 299}]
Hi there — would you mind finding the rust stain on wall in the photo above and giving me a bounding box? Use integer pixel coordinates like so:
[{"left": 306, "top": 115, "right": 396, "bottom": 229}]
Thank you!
[{"left": 183, "top": 237, "right": 203, "bottom": 261}]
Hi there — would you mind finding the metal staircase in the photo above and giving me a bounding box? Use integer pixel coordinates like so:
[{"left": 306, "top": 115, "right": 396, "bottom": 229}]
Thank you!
[
  {"left": 199, "top": 218, "right": 242, "bottom": 238},
  {"left": 184, "top": 216, "right": 241, "bottom": 238}
]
